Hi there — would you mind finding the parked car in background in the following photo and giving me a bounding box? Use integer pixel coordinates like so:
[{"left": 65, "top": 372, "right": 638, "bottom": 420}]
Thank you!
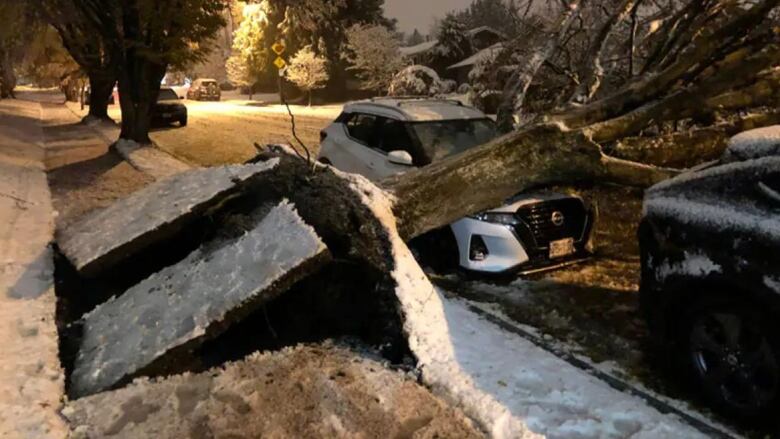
[
  {"left": 152, "top": 87, "right": 187, "bottom": 127},
  {"left": 640, "top": 126, "right": 780, "bottom": 420},
  {"left": 318, "top": 98, "right": 593, "bottom": 274},
  {"left": 187, "top": 78, "right": 221, "bottom": 101}
]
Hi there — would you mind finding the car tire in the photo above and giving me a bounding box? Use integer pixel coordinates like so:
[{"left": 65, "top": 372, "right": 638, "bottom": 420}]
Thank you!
[
  {"left": 180, "top": 116, "right": 188, "bottom": 127},
  {"left": 674, "top": 294, "right": 780, "bottom": 420}
]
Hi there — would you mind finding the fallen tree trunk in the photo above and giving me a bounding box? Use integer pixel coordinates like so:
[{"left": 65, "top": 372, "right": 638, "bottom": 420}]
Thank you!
[
  {"left": 382, "top": 124, "right": 677, "bottom": 240},
  {"left": 610, "top": 111, "right": 780, "bottom": 168}
]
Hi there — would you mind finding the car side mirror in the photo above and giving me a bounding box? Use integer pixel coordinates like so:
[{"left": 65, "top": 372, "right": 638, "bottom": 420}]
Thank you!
[{"left": 388, "top": 150, "right": 413, "bottom": 166}]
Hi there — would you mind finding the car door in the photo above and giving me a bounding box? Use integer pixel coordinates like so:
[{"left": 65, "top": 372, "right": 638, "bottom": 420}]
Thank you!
[{"left": 338, "top": 113, "right": 393, "bottom": 181}]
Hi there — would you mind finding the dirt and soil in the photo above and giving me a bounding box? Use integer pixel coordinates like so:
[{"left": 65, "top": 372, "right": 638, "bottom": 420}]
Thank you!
[{"left": 64, "top": 343, "right": 482, "bottom": 438}]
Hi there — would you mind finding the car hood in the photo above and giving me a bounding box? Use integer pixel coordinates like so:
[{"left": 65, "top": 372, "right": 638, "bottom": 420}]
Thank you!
[
  {"left": 155, "top": 101, "right": 185, "bottom": 109},
  {"left": 721, "top": 125, "right": 780, "bottom": 163},
  {"left": 643, "top": 156, "right": 780, "bottom": 243},
  {"left": 486, "top": 192, "right": 582, "bottom": 213}
]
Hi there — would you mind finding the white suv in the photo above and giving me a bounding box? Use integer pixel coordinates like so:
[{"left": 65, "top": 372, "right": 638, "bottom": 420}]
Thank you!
[{"left": 318, "top": 98, "right": 593, "bottom": 274}]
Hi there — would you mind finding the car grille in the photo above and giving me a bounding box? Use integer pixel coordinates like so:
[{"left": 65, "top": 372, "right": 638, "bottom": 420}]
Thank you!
[{"left": 514, "top": 199, "right": 588, "bottom": 249}]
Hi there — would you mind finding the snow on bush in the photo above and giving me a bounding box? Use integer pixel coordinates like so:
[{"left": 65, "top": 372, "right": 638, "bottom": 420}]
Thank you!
[
  {"left": 457, "top": 83, "right": 471, "bottom": 94},
  {"left": 388, "top": 65, "right": 444, "bottom": 97},
  {"left": 440, "top": 79, "right": 457, "bottom": 94}
]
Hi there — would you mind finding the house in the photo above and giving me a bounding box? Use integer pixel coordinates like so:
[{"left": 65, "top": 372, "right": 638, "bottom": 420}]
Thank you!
[
  {"left": 447, "top": 42, "right": 504, "bottom": 84},
  {"left": 399, "top": 27, "right": 507, "bottom": 72}
]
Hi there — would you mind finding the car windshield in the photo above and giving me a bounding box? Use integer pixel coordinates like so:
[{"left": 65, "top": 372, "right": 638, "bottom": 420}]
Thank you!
[
  {"left": 410, "top": 119, "right": 498, "bottom": 162},
  {"left": 157, "top": 89, "right": 179, "bottom": 101}
]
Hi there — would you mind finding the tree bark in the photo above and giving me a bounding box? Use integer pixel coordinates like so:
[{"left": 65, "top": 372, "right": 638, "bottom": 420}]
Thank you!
[
  {"left": 116, "top": 1, "right": 167, "bottom": 145},
  {"left": 495, "top": 1, "right": 582, "bottom": 132},
  {"left": 0, "top": 51, "right": 16, "bottom": 99},
  {"left": 86, "top": 73, "right": 116, "bottom": 122}
]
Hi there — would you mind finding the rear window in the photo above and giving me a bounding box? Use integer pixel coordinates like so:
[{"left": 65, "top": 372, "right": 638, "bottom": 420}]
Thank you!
[{"left": 157, "top": 89, "right": 179, "bottom": 101}]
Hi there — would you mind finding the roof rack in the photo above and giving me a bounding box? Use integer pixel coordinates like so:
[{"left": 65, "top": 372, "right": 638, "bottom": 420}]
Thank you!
[{"left": 397, "top": 99, "right": 464, "bottom": 107}]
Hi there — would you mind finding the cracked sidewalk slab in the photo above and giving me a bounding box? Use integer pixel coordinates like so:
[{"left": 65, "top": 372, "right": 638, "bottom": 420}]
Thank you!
[
  {"left": 69, "top": 200, "right": 330, "bottom": 398},
  {"left": 57, "top": 159, "right": 279, "bottom": 276}
]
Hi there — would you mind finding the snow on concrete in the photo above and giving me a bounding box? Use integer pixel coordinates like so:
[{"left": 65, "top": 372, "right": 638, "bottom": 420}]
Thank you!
[
  {"left": 113, "top": 138, "right": 192, "bottom": 180},
  {"left": 70, "top": 200, "right": 328, "bottom": 398},
  {"left": 0, "top": 97, "right": 68, "bottom": 438},
  {"left": 57, "top": 159, "right": 279, "bottom": 275},
  {"left": 335, "top": 170, "right": 706, "bottom": 438}
]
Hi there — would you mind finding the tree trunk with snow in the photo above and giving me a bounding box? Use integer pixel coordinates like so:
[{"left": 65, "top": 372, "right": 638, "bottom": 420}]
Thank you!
[{"left": 568, "top": 0, "right": 642, "bottom": 104}]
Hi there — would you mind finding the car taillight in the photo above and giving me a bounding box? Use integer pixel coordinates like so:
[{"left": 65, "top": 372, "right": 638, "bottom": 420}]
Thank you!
[{"left": 320, "top": 131, "right": 327, "bottom": 142}]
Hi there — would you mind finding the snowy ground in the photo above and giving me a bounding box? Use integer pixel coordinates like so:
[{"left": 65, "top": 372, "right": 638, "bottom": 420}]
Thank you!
[{"left": 65, "top": 96, "right": 337, "bottom": 167}]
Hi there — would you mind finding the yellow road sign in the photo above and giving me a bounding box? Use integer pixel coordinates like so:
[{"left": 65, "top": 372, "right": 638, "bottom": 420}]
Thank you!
[
  {"left": 273, "top": 57, "right": 287, "bottom": 69},
  {"left": 272, "top": 42, "right": 286, "bottom": 55}
]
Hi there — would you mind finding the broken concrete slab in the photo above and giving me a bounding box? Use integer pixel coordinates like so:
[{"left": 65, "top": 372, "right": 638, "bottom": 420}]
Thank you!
[
  {"left": 69, "top": 200, "right": 329, "bottom": 398},
  {"left": 57, "top": 159, "right": 279, "bottom": 276}
]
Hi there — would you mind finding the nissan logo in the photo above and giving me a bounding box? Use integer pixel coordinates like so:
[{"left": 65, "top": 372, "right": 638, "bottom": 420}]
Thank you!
[{"left": 551, "top": 211, "right": 565, "bottom": 226}]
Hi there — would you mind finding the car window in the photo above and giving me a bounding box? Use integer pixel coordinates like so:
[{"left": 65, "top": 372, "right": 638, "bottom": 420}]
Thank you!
[
  {"left": 157, "top": 89, "right": 179, "bottom": 101},
  {"left": 410, "top": 119, "right": 498, "bottom": 162},
  {"left": 377, "top": 119, "right": 414, "bottom": 154},
  {"left": 345, "top": 113, "right": 379, "bottom": 146}
]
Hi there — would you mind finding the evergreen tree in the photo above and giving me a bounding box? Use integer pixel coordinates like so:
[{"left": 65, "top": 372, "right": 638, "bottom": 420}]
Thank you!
[
  {"left": 407, "top": 29, "right": 425, "bottom": 46},
  {"left": 431, "top": 14, "right": 473, "bottom": 72}
]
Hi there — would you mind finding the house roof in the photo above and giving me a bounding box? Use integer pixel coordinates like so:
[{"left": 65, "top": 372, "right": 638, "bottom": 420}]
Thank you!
[
  {"left": 465, "top": 26, "right": 507, "bottom": 40},
  {"left": 447, "top": 43, "right": 504, "bottom": 70},
  {"left": 399, "top": 40, "right": 439, "bottom": 57},
  {"left": 400, "top": 26, "right": 507, "bottom": 59}
]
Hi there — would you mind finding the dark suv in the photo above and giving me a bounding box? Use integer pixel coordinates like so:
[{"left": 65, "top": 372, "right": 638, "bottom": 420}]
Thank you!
[
  {"left": 640, "top": 126, "right": 780, "bottom": 420},
  {"left": 152, "top": 87, "right": 187, "bottom": 127},
  {"left": 187, "top": 78, "right": 221, "bottom": 101}
]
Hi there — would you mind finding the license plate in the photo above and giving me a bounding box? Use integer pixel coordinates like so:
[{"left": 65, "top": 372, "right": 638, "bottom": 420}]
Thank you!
[
  {"left": 549, "top": 238, "right": 575, "bottom": 259},
  {"left": 162, "top": 113, "right": 172, "bottom": 118}
]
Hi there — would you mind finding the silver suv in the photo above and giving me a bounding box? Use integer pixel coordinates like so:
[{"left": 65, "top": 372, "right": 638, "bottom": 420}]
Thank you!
[{"left": 318, "top": 98, "right": 593, "bottom": 274}]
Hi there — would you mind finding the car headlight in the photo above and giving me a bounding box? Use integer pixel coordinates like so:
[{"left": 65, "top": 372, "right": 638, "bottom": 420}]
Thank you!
[{"left": 471, "top": 212, "right": 520, "bottom": 226}]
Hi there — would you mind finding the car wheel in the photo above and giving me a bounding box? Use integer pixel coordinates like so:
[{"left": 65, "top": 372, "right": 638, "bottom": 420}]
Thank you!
[
  {"left": 677, "top": 297, "right": 780, "bottom": 419},
  {"left": 180, "top": 116, "right": 187, "bottom": 127}
]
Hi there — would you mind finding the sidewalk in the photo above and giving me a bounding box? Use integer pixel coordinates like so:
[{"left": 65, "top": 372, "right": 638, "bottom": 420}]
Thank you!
[
  {"left": 63, "top": 101, "right": 192, "bottom": 180},
  {"left": 0, "top": 97, "right": 67, "bottom": 438}
]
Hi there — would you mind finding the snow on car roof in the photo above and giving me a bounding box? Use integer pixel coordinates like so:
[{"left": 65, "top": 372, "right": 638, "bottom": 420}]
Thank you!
[
  {"left": 344, "top": 98, "right": 488, "bottom": 122},
  {"left": 723, "top": 125, "right": 780, "bottom": 162}
]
